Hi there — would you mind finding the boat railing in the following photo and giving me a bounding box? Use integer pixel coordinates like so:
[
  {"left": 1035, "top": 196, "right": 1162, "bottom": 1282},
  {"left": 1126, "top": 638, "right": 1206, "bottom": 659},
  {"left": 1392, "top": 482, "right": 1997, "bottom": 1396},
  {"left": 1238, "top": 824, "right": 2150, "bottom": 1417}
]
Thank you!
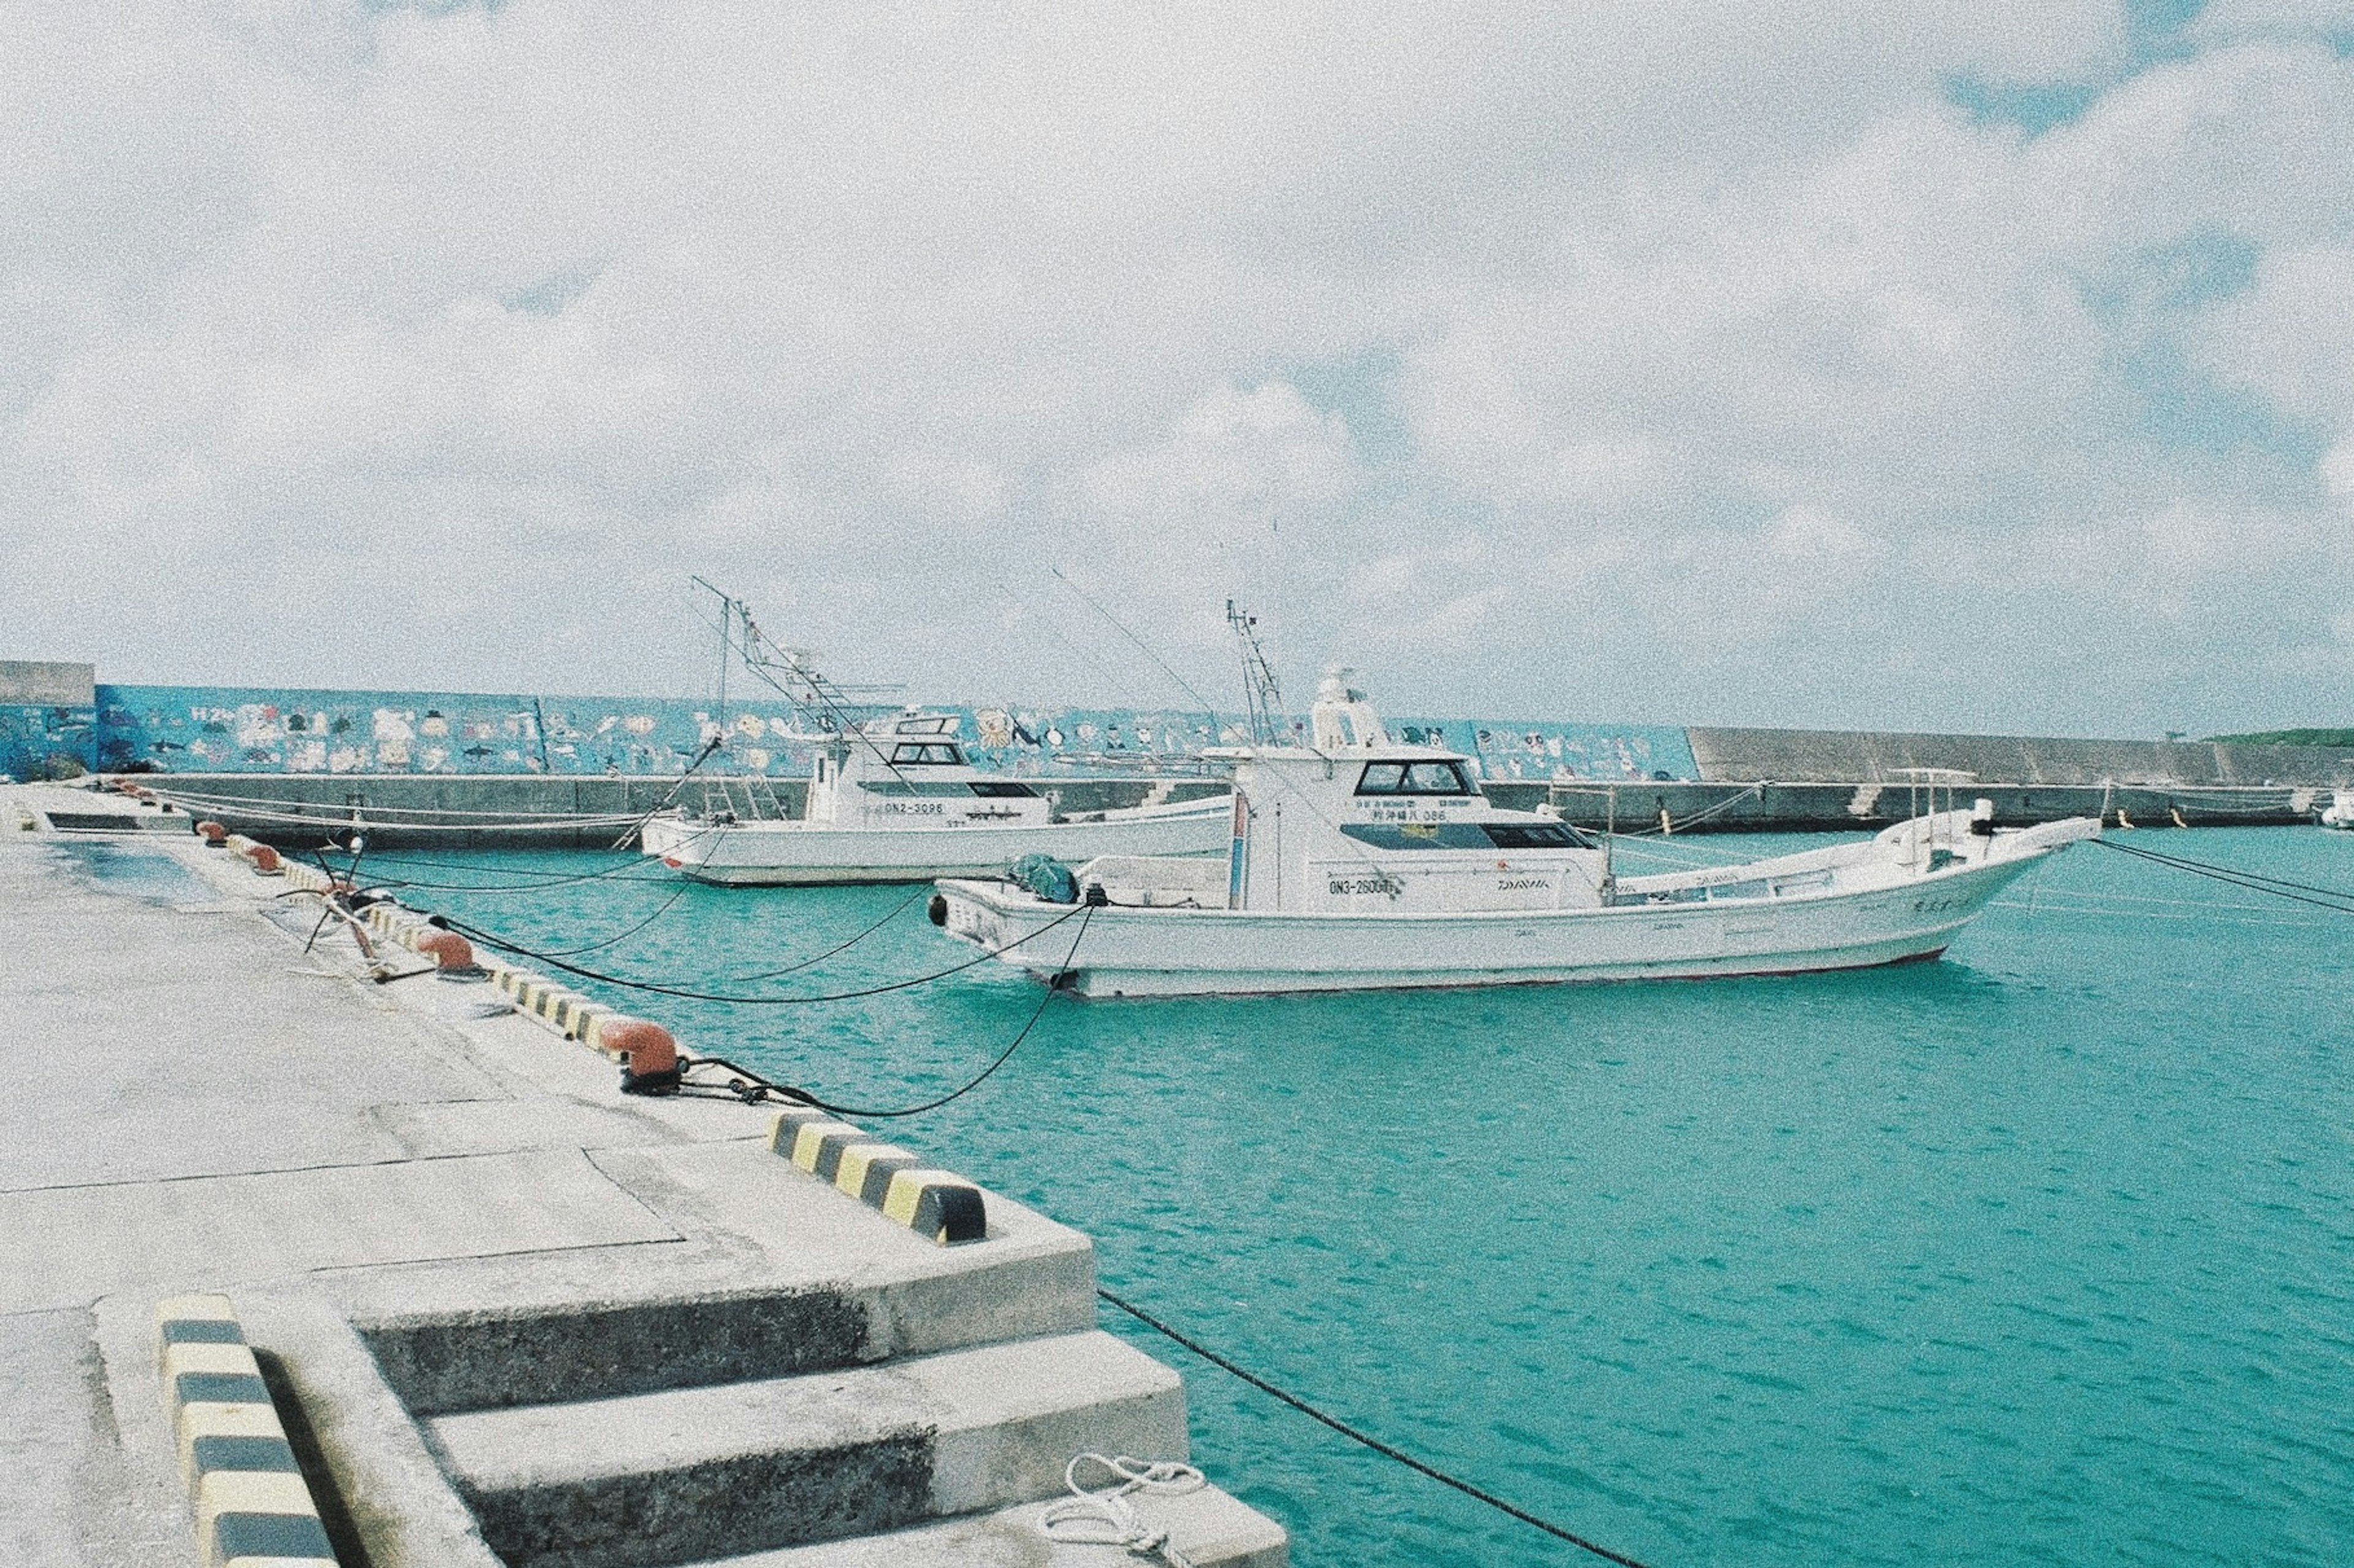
[{"left": 698, "top": 772, "right": 793, "bottom": 823}]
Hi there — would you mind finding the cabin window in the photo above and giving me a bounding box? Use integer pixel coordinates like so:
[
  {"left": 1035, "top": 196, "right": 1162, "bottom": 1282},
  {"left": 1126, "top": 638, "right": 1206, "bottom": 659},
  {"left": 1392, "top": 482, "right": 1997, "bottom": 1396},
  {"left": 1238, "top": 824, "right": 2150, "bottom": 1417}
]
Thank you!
[
  {"left": 1355, "top": 761, "right": 1474, "bottom": 796},
  {"left": 889, "top": 743, "right": 964, "bottom": 766},
  {"left": 1480, "top": 821, "right": 1591, "bottom": 849},
  {"left": 967, "top": 780, "right": 1038, "bottom": 798}
]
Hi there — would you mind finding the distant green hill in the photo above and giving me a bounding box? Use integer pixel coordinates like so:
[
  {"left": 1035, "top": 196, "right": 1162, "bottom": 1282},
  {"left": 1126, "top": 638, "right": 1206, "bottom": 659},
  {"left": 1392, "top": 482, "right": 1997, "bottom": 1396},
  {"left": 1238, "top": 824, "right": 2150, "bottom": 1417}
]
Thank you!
[{"left": 2209, "top": 728, "right": 2354, "bottom": 747}]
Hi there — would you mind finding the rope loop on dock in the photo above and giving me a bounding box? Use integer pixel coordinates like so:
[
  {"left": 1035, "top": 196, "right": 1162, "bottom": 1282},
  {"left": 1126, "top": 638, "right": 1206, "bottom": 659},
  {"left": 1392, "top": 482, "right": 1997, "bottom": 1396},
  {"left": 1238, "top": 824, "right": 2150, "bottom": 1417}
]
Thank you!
[{"left": 1040, "top": 1452, "right": 1206, "bottom": 1567}]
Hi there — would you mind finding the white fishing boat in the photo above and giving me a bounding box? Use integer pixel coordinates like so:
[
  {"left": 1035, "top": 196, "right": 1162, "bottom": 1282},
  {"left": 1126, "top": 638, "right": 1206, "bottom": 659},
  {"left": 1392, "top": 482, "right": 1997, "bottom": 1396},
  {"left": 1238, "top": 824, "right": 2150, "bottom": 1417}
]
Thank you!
[
  {"left": 639, "top": 580, "right": 1227, "bottom": 885},
  {"left": 2321, "top": 789, "right": 2354, "bottom": 829},
  {"left": 931, "top": 672, "right": 2099, "bottom": 996},
  {"left": 642, "top": 708, "right": 1229, "bottom": 885}
]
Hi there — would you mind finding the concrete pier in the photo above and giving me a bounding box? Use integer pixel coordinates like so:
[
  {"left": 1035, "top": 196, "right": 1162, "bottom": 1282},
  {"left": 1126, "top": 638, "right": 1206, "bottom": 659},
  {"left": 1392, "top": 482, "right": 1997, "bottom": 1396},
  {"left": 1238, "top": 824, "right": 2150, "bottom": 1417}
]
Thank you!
[{"left": 0, "top": 783, "right": 1286, "bottom": 1567}]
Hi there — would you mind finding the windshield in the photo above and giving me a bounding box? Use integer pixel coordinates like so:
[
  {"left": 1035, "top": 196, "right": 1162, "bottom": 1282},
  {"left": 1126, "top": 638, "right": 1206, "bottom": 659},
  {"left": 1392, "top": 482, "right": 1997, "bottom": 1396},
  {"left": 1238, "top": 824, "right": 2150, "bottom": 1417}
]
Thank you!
[
  {"left": 1355, "top": 760, "right": 1474, "bottom": 796},
  {"left": 888, "top": 742, "right": 964, "bottom": 766}
]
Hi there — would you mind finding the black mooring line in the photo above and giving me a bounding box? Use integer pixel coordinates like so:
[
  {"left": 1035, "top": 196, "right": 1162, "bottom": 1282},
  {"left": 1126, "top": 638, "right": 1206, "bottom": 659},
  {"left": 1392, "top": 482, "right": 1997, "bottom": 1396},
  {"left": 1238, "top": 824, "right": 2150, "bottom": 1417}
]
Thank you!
[{"left": 1095, "top": 1287, "right": 1663, "bottom": 1567}]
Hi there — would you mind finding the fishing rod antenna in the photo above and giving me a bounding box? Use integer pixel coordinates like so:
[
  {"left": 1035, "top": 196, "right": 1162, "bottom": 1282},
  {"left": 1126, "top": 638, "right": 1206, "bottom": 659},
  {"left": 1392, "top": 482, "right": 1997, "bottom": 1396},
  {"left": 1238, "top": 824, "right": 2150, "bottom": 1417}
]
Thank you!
[{"left": 1225, "top": 599, "right": 1286, "bottom": 747}]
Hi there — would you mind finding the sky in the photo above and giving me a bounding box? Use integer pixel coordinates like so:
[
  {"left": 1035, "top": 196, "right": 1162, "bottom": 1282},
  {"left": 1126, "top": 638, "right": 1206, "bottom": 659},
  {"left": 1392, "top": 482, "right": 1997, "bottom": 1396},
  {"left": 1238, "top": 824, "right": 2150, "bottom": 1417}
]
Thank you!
[{"left": 5, "top": 1, "right": 2353, "bottom": 736}]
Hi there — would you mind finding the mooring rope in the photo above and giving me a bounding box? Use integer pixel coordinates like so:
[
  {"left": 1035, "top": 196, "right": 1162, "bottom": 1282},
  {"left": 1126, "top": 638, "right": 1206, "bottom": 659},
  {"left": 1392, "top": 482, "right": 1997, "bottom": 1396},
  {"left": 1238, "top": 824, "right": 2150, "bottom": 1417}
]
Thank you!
[
  {"left": 2090, "top": 838, "right": 2354, "bottom": 915},
  {"left": 438, "top": 897, "right": 1092, "bottom": 1005},
  {"left": 541, "top": 885, "right": 696, "bottom": 956},
  {"left": 717, "top": 885, "right": 931, "bottom": 983},
  {"left": 151, "top": 785, "right": 649, "bottom": 820},
  {"left": 370, "top": 863, "right": 677, "bottom": 893},
  {"left": 661, "top": 904, "right": 1094, "bottom": 1117},
  {"left": 1095, "top": 1288, "right": 1660, "bottom": 1568}
]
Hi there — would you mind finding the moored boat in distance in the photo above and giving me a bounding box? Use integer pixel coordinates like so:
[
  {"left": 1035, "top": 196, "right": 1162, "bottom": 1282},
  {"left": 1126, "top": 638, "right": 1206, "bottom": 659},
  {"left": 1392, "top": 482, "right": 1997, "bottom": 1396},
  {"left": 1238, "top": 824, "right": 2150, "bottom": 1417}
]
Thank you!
[
  {"left": 2320, "top": 789, "right": 2354, "bottom": 829},
  {"left": 642, "top": 709, "right": 1230, "bottom": 885},
  {"left": 931, "top": 672, "right": 2100, "bottom": 996}
]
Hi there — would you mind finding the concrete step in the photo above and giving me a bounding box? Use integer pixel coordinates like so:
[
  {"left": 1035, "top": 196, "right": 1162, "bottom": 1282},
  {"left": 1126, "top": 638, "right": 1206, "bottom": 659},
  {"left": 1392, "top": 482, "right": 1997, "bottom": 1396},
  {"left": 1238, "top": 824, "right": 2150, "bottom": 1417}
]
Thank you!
[
  {"left": 427, "top": 1330, "right": 1187, "bottom": 1568},
  {"left": 698, "top": 1486, "right": 1288, "bottom": 1567},
  {"left": 346, "top": 1140, "right": 1097, "bottom": 1416}
]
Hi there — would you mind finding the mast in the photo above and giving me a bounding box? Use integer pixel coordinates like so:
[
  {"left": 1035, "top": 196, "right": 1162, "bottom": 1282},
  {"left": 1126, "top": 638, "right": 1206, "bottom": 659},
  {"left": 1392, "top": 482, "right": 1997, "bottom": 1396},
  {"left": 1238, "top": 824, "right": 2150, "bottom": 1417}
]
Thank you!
[
  {"left": 1225, "top": 599, "right": 1286, "bottom": 747},
  {"left": 690, "top": 577, "right": 901, "bottom": 737}
]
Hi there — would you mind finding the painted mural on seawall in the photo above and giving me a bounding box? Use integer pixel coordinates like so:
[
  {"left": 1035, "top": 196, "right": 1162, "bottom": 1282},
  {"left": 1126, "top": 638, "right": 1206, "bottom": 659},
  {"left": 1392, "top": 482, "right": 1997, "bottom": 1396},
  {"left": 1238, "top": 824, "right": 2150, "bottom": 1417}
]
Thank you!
[
  {"left": 56, "top": 683, "right": 1697, "bottom": 783},
  {"left": 1, "top": 702, "right": 97, "bottom": 782}
]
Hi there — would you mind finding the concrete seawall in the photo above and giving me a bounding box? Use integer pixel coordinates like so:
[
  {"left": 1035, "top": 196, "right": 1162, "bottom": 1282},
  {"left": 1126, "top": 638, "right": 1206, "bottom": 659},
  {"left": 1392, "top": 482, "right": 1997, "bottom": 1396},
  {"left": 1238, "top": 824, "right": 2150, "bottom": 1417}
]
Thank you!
[
  {"left": 1688, "top": 726, "right": 2354, "bottom": 788},
  {"left": 132, "top": 774, "right": 1227, "bottom": 851},
  {"left": 101, "top": 724, "right": 2345, "bottom": 848},
  {"left": 1483, "top": 779, "right": 2317, "bottom": 832}
]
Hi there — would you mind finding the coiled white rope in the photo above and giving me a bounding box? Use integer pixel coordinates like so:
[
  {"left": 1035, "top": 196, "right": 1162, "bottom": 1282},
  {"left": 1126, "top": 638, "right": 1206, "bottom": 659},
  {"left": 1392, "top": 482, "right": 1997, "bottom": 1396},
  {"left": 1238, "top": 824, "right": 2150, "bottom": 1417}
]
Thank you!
[{"left": 1040, "top": 1452, "right": 1207, "bottom": 1566}]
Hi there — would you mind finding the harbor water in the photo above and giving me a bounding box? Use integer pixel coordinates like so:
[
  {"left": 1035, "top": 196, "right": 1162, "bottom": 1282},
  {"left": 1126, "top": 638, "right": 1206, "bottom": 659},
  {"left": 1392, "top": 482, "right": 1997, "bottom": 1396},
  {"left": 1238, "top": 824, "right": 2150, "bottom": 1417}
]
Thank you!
[{"left": 379, "top": 828, "right": 2354, "bottom": 1567}]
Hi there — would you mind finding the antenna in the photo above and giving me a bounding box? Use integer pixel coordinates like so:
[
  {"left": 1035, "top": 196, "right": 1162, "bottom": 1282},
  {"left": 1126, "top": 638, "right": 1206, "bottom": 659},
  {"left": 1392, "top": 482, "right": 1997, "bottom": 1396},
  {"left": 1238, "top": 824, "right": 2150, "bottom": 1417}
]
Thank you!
[
  {"left": 1225, "top": 599, "right": 1286, "bottom": 746},
  {"left": 690, "top": 578, "right": 902, "bottom": 736},
  {"left": 688, "top": 578, "right": 912, "bottom": 783}
]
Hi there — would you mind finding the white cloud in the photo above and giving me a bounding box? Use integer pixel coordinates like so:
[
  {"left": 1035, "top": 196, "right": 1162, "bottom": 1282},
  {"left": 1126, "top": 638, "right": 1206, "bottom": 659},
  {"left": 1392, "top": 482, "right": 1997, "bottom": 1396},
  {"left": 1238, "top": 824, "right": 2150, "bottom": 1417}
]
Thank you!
[
  {"left": 6, "top": 0, "right": 2354, "bottom": 734},
  {"left": 2191, "top": 0, "right": 2354, "bottom": 42},
  {"left": 2323, "top": 442, "right": 2354, "bottom": 512},
  {"left": 1080, "top": 382, "right": 1362, "bottom": 527}
]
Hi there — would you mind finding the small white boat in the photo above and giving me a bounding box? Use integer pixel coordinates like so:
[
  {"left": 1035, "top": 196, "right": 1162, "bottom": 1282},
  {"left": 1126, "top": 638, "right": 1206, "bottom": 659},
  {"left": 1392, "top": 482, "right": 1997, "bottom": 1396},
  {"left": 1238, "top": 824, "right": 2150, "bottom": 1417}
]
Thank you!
[
  {"left": 932, "top": 673, "right": 2099, "bottom": 996},
  {"left": 642, "top": 710, "right": 1229, "bottom": 885},
  {"left": 2321, "top": 789, "right": 2354, "bottom": 829}
]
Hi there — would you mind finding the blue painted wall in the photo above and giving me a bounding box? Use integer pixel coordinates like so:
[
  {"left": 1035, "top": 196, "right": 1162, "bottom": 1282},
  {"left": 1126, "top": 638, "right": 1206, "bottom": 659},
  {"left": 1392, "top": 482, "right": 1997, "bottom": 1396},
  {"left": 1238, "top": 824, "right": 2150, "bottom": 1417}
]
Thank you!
[
  {"left": 87, "top": 683, "right": 1699, "bottom": 782},
  {"left": 1, "top": 702, "right": 96, "bottom": 781}
]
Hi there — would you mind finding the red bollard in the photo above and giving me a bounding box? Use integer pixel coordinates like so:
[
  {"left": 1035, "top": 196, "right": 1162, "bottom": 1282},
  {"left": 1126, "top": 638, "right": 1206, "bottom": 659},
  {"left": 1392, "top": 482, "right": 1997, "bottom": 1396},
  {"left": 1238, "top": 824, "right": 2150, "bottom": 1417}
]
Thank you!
[
  {"left": 247, "top": 844, "right": 283, "bottom": 875},
  {"left": 196, "top": 821, "right": 227, "bottom": 848},
  {"left": 414, "top": 931, "right": 479, "bottom": 973},
  {"left": 603, "top": 1020, "right": 682, "bottom": 1096}
]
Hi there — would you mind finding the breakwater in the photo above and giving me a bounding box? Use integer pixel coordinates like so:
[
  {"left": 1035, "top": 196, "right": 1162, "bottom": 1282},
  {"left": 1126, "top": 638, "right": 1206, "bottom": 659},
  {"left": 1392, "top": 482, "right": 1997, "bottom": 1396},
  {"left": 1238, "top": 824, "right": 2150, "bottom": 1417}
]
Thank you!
[
  {"left": 142, "top": 771, "right": 2319, "bottom": 849},
  {"left": 11, "top": 662, "right": 2348, "bottom": 839},
  {"left": 1686, "top": 726, "right": 2354, "bottom": 788},
  {"left": 134, "top": 773, "right": 1231, "bottom": 850},
  {"left": 1484, "top": 779, "right": 2320, "bottom": 833}
]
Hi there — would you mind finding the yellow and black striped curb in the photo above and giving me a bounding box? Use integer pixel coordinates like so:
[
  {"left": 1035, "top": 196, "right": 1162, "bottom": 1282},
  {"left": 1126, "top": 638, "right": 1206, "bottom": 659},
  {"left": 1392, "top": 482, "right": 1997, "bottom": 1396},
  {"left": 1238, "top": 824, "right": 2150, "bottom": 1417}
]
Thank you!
[
  {"left": 359, "top": 902, "right": 418, "bottom": 945},
  {"left": 156, "top": 1294, "right": 338, "bottom": 1568},
  {"left": 492, "top": 965, "right": 620, "bottom": 1047},
  {"left": 769, "top": 1106, "right": 988, "bottom": 1245},
  {"left": 218, "top": 833, "right": 297, "bottom": 881},
  {"left": 363, "top": 899, "right": 991, "bottom": 1245},
  {"left": 362, "top": 905, "right": 623, "bottom": 1049},
  {"left": 278, "top": 861, "right": 335, "bottom": 893},
  {"left": 218, "top": 833, "right": 339, "bottom": 890},
  {"left": 361, "top": 904, "right": 449, "bottom": 961}
]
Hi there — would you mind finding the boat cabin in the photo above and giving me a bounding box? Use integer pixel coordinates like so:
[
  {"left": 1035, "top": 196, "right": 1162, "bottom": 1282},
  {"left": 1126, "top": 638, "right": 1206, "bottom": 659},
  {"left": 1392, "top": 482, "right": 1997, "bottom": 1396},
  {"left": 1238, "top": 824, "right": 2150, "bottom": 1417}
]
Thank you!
[
  {"left": 1211, "top": 672, "right": 1610, "bottom": 913},
  {"left": 806, "top": 711, "right": 1053, "bottom": 830}
]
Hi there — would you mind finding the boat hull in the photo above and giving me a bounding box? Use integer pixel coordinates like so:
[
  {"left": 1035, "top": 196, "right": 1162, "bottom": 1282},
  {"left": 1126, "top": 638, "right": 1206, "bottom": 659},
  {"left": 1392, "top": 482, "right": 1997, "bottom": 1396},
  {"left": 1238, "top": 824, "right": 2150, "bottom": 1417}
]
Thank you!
[
  {"left": 641, "top": 805, "right": 1228, "bottom": 886},
  {"left": 935, "top": 840, "right": 2068, "bottom": 997}
]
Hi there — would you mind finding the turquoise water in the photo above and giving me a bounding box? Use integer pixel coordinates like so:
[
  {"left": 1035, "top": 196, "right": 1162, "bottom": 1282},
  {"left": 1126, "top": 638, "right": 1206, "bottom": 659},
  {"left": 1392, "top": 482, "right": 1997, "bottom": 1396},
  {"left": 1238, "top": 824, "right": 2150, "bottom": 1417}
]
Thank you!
[{"left": 378, "top": 829, "right": 2354, "bottom": 1567}]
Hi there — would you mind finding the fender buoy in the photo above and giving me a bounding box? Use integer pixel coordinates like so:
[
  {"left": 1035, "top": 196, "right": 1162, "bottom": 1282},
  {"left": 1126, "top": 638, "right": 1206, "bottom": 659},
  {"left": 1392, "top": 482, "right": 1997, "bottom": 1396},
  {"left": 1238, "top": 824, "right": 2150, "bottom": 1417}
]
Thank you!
[
  {"left": 196, "top": 820, "right": 227, "bottom": 847},
  {"left": 247, "top": 844, "right": 283, "bottom": 875}
]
